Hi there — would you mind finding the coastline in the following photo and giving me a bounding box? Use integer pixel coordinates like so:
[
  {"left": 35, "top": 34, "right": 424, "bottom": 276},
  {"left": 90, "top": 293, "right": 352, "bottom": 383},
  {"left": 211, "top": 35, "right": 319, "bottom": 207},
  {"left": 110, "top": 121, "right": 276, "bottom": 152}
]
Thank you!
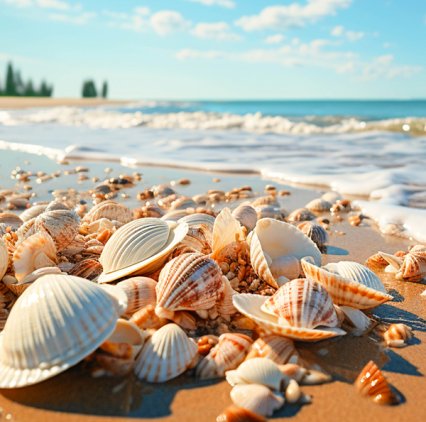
[{"left": 0, "top": 97, "right": 130, "bottom": 109}]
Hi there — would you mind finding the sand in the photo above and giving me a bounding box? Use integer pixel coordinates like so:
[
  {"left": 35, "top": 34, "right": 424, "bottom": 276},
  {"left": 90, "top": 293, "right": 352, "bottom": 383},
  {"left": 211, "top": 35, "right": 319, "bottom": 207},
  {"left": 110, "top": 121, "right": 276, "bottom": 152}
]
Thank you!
[
  {"left": 0, "top": 152, "right": 425, "bottom": 422},
  {"left": 0, "top": 97, "right": 129, "bottom": 109}
]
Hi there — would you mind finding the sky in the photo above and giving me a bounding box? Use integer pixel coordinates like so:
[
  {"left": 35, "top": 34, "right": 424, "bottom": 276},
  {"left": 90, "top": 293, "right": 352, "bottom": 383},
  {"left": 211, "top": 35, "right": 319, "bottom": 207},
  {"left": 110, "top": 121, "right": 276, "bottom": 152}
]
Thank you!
[{"left": 0, "top": 0, "right": 425, "bottom": 99}]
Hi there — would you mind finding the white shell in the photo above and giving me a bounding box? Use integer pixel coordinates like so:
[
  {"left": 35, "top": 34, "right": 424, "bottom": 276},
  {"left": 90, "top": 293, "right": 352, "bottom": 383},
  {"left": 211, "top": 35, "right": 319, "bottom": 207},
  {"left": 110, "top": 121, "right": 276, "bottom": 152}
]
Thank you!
[
  {"left": 245, "top": 335, "right": 297, "bottom": 365},
  {"left": 84, "top": 200, "right": 133, "bottom": 224},
  {"left": 178, "top": 213, "right": 215, "bottom": 231},
  {"left": 338, "top": 306, "right": 372, "bottom": 336},
  {"left": 98, "top": 218, "right": 188, "bottom": 283},
  {"left": 134, "top": 323, "right": 198, "bottom": 383},
  {"left": 321, "top": 191, "right": 342, "bottom": 203},
  {"left": 212, "top": 208, "right": 246, "bottom": 257},
  {"left": 0, "top": 274, "right": 119, "bottom": 388},
  {"left": 305, "top": 198, "right": 331, "bottom": 212},
  {"left": 116, "top": 277, "right": 157, "bottom": 317},
  {"left": 232, "top": 204, "right": 257, "bottom": 232}
]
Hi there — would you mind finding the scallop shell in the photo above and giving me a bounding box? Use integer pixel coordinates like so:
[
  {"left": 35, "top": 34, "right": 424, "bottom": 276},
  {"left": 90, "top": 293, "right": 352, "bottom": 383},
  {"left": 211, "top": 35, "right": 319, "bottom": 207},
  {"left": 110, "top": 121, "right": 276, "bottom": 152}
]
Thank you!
[
  {"left": 155, "top": 252, "right": 224, "bottom": 321},
  {"left": 196, "top": 333, "right": 253, "bottom": 379},
  {"left": 69, "top": 259, "right": 103, "bottom": 280},
  {"left": 305, "top": 198, "right": 331, "bottom": 212},
  {"left": 34, "top": 209, "right": 80, "bottom": 251},
  {"left": 245, "top": 335, "right": 297, "bottom": 365},
  {"left": 230, "top": 384, "right": 284, "bottom": 417},
  {"left": 287, "top": 208, "right": 316, "bottom": 222},
  {"left": 0, "top": 274, "right": 119, "bottom": 388},
  {"left": 216, "top": 405, "right": 266, "bottom": 422},
  {"left": 19, "top": 204, "right": 48, "bottom": 222},
  {"left": 248, "top": 218, "right": 321, "bottom": 288},
  {"left": 297, "top": 221, "right": 328, "bottom": 251},
  {"left": 233, "top": 294, "right": 345, "bottom": 342},
  {"left": 98, "top": 218, "right": 188, "bottom": 283},
  {"left": 13, "top": 231, "right": 58, "bottom": 282},
  {"left": 232, "top": 205, "right": 257, "bottom": 232},
  {"left": 134, "top": 323, "right": 198, "bottom": 383},
  {"left": 301, "top": 257, "right": 392, "bottom": 309},
  {"left": 0, "top": 238, "right": 8, "bottom": 280},
  {"left": 355, "top": 360, "right": 399, "bottom": 405},
  {"left": 116, "top": 277, "right": 157, "bottom": 317},
  {"left": 84, "top": 200, "right": 132, "bottom": 224},
  {"left": 226, "top": 358, "right": 286, "bottom": 391},
  {"left": 383, "top": 323, "right": 413, "bottom": 348}
]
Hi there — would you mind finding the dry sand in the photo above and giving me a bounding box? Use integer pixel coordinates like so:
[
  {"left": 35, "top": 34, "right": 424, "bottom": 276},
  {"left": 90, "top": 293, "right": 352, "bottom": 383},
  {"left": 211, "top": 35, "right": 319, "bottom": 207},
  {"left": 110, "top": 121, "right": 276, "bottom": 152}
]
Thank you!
[
  {"left": 0, "top": 97, "right": 129, "bottom": 109},
  {"left": 0, "top": 158, "right": 424, "bottom": 422}
]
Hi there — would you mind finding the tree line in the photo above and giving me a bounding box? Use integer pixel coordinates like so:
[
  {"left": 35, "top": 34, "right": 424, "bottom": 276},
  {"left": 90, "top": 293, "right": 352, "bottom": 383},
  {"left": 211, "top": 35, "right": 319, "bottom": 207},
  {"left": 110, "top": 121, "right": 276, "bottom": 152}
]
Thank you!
[{"left": 81, "top": 80, "right": 108, "bottom": 98}]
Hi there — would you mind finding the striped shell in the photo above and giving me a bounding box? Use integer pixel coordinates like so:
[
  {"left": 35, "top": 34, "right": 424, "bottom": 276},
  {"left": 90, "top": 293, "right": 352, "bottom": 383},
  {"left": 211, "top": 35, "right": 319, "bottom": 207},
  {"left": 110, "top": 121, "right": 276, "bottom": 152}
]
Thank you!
[
  {"left": 69, "top": 259, "right": 103, "bottom": 280},
  {"left": 84, "top": 200, "right": 132, "bottom": 224},
  {"left": 305, "top": 198, "right": 331, "bottom": 212},
  {"left": 0, "top": 274, "right": 119, "bottom": 388},
  {"left": 297, "top": 221, "right": 328, "bottom": 251},
  {"left": 287, "top": 208, "right": 316, "bottom": 222},
  {"left": 232, "top": 204, "right": 257, "bottom": 232},
  {"left": 245, "top": 335, "right": 297, "bottom": 365},
  {"left": 181, "top": 224, "right": 212, "bottom": 255},
  {"left": 179, "top": 213, "right": 216, "bottom": 231},
  {"left": 397, "top": 245, "right": 426, "bottom": 282},
  {"left": 134, "top": 323, "right": 198, "bottom": 383},
  {"left": 301, "top": 257, "right": 392, "bottom": 309},
  {"left": 155, "top": 252, "right": 224, "bottom": 321},
  {"left": 383, "top": 323, "right": 413, "bottom": 348},
  {"left": 116, "top": 277, "right": 157, "bottom": 317},
  {"left": 0, "top": 238, "right": 8, "bottom": 280},
  {"left": 196, "top": 333, "right": 253, "bottom": 379},
  {"left": 98, "top": 218, "right": 188, "bottom": 283},
  {"left": 248, "top": 218, "right": 321, "bottom": 288}
]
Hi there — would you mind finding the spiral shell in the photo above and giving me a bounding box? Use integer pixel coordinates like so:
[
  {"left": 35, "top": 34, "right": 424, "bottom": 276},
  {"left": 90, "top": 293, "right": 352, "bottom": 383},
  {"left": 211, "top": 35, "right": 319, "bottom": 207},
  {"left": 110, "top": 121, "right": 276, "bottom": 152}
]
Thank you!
[{"left": 116, "top": 277, "right": 157, "bottom": 317}]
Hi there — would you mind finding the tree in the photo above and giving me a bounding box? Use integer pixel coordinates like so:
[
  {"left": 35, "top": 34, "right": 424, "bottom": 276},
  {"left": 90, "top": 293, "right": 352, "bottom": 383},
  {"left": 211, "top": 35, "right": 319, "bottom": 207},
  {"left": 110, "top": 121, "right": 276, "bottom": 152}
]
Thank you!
[
  {"left": 101, "top": 80, "right": 108, "bottom": 98},
  {"left": 81, "top": 80, "right": 98, "bottom": 98},
  {"left": 39, "top": 80, "right": 53, "bottom": 97},
  {"left": 5, "top": 62, "right": 16, "bottom": 96},
  {"left": 24, "top": 80, "right": 35, "bottom": 97}
]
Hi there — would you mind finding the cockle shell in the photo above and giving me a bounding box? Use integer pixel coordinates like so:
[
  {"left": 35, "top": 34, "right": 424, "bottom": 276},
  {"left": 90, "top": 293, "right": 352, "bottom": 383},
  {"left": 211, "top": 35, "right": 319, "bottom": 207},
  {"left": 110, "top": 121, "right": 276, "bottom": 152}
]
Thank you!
[
  {"left": 216, "top": 405, "right": 266, "bottom": 422},
  {"left": 0, "top": 274, "right": 120, "bottom": 388},
  {"left": 196, "top": 333, "right": 253, "bottom": 379},
  {"left": 248, "top": 218, "right": 321, "bottom": 288},
  {"left": 355, "top": 361, "right": 399, "bottom": 405},
  {"left": 134, "top": 323, "right": 198, "bottom": 383},
  {"left": 383, "top": 323, "right": 413, "bottom": 348},
  {"left": 84, "top": 200, "right": 132, "bottom": 225},
  {"left": 230, "top": 384, "right": 285, "bottom": 417},
  {"left": 245, "top": 335, "right": 297, "bottom": 365},
  {"left": 0, "top": 238, "right": 8, "bottom": 280},
  {"left": 34, "top": 209, "right": 80, "bottom": 251},
  {"left": 287, "top": 208, "right": 316, "bottom": 222},
  {"left": 232, "top": 204, "right": 257, "bottom": 232},
  {"left": 155, "top": 252, "right": 224, "bottom": 321},
  {"left": 305, "top": 198, "right": 331, "bottom": 212},
  {"left": 226, "top": 358, "right": 286, "bottom": 391},
  {"left": 98, "top": 218, "right": 188, "bottom": 283},
  {"left": 116, "top": 277, "right": 157, "bottom": 317},
  {"left": 233, "top": 294, "right": 345, "bottom": 341},
  {"left": 301, "top": 257, "right": 392, "bottom": 309},
  {"left": 13, "top": 231, "right": 57, "bottom": 282},
  {"left": 297, "top": 221, "right": 328, "bottom": 251}
]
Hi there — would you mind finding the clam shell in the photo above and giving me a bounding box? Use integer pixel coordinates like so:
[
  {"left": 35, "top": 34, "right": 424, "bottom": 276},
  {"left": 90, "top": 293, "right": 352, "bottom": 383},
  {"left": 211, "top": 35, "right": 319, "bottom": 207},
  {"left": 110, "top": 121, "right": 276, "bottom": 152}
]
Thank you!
[
  {"left": 230, "top": 384, "right": 284, "bottom": 417},
  {"left": 84, "top": 200, "right": 132, "bottom": 224},
  {"left": 155, "top": 252, "right": 224, "bottom": 320},
  {"left": 287, "top": 208, "right": 316, "bottom": 222},
  {"left": 0, "top": 238, "right": 8, "bottom": 280},
  {"left": 170, "top": 196, "right": 197, "bottom": 210},
  {"left": 233, "top": 294, "right": 345, "bottom": 341},
  {"left": 196, "top": 333, "right": 253, "bottom": 379},
  {"left": 181, "top": 224, "right": 212, "bottom": 254},
  {"left": 232, "top": 204, "right": 257, "bottom": 232},
  {"left": 248, "top": 218, "right": 321, "bottom": 288},
  {"left": 251, "top": 196, "right": 279, "bottom": 207},
  {"left": 301, "top": 257, "right": 392, "bottom": 309},
  {"left": 305, "top": 198, "right": 331, "bottom": 212},
  {"left": 0, "top": 274, "right": 119, "bottom": 388},
  {"left": 245, "top": 335, "right": 297, "bottom": 365},
  {"left": 98, "top": 218, "right": 188, "bottom": 283},
  {"left": 297, "top": 221, "right": 328, "bottom": 251},
  {"left": 134, "top": 323, "right": 198, "bottom": 383},
  {"left": 216, "top": 405, "right": 266, "bottom": 422}
]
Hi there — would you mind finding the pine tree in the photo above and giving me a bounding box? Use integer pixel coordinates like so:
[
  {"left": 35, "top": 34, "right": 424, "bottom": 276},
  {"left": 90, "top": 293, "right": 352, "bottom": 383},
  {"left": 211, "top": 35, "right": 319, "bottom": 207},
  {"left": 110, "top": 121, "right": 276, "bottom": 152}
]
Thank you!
[
  {"left": 101, "top": 81, "right": 108, "bottom": 98},
  {"left": 81, "top": 80, "right": 97, "bottom": 98},
  {"left": 5, "top": 62, "right": 16, "bottom": 96},
  {"left": 24, "top": 80, "right": 35, "bottom": 97}
]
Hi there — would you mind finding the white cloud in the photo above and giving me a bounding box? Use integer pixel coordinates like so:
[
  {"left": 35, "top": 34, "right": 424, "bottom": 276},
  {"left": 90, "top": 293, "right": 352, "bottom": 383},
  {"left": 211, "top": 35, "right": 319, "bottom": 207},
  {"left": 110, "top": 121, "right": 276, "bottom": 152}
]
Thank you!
[
  {"left": 134, "top": 6, "right": 150, "bottom": 16},
  {"left": 190, "top": 0, "right": 235, "bottom": 9},
  {"left": 265, "top": 34, "right": 285, "bottom": 44},
  {"left": 236, "top": 0, "right": 351, "bottom": 31},
  {"left": 176, "top": 49, "right": 226, "bottom": 60},
  {"left": 5, "top": 0, "right": 71, "bottom": 9},
  {"left": 331, "top": 25, "right": 364, "bottom": 41},
  {"left": 48, "top": 11, "right": 95, "bottom": 25},
  {"left": 192, "top": 22, "right": 241, "bottom": 41},
  {"left": 360, "top": 55, "right": 421, "bottom": 80},
  {"left": 150, "top": 10, "right": 191, "bottom": 35}
]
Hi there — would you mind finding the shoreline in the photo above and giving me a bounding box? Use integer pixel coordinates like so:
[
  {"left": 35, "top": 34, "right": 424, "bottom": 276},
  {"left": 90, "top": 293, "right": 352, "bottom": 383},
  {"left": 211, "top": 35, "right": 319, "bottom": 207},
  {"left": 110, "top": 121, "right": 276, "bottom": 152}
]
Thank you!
[{"left": 0, "top": 97, "right": 131, "bottom": 109}]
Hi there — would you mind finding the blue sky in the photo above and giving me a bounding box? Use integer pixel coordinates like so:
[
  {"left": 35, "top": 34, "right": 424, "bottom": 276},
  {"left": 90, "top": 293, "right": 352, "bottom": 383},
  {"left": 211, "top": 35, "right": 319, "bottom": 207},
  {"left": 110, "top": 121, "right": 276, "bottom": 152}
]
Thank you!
[{"left": 1, "top": 0, "right": 425, "bottom": 99}]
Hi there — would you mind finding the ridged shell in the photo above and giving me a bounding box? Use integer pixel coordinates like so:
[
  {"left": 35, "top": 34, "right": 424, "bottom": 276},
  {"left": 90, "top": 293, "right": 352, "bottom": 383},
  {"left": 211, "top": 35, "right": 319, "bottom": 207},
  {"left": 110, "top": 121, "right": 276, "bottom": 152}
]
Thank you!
[
  {"left": 155, "top": 252, "right": 224, "bottom": 320},
  {"left": 251, "top": 196, "right": 279, "bottom": 207},
  {"left": 0, "top": 274, "right": 119, "bottom": 388},
  {"left": 34, "top": 209, "right": 80, "bottom": 251},
  {"left": 232, "top": 205, "right": 257, "bottom": 232},
  {"left": 297, "top": 221, "right": 328, "bottom": 251},
  {"left": 305, "top": 198, "right": 331, "bottom": 212},
  {"left": 84, "top": 200, "right": 132, "bottom": 224},
  {"left": 301, "top": 257, "right": 392, "bottom": 309},
  {"left": 98, "top": 218, "right": 188, "bottom": 283},
  {"left": 179, "top": 213, "right": 216, "bottom": 231},
  {"left": 383, "top": 323, "right": 413, "bottom": 348},
  {"left": 248, "top": 218, "right": 321, "bottom": 288},
  {"left": 226, "top": 358, "right": 286, "bottom": 391},
  {"left": 196, "top": 333, "right": 253, "bottom": 379},
  {"left": 287, "top": 208, "right": 316, "bottom": 222},
  {"left": 212, "top": 208, "right": 246, "bottom": 257},
  {"left": 355, "top": 361, "right": 399, "bottom": 405},
  {"left": 0, "top": 238, "right": 8, "bottom": 280},
  {"left": 134, "top": 323, "right": 198, "bottom": 383},
  {"left": 245, "top": 335, "right": 297, "bottom": 365},
  {"left": 0, "top": 213, "right": 23, "bottom": 230},
  {"left": 181, "top": 224, "right": 213, "bottom": 254},
  {"left": 13, "top": 231, "right": 57, "bottom": 282},
  {"left": 261, "top": 278, "right": 339, "bottom": 329},
  {"left": 230, "top": 384, "right": 284, "bottom": 417},
  {"left": 398, "top": 245, "right": 426, "bottom": 282},
  {"left": 233, "top": 294, "right": 345, "bottom": 341},
  {"left": 116, "top": 276, "right": 157, "bottom": 317},
  {"left": 69, "top": 259, "right": 103, "bottom": 280},
  {"left": 170, "top": 196, "right": 197, "bottom": 210},
  {"left": 19, "top": 204, "right": 48, "bottom": 222},
  {"left": 216, "top": 405, "right": 266, "bottom": 422}
]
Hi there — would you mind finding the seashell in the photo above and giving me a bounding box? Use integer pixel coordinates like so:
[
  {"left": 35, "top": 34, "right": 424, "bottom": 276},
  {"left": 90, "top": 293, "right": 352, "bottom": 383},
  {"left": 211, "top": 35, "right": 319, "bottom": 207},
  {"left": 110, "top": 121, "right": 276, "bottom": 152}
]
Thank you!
[
  {"left": 397, "top": 245, "right": 426, "bottom": 282},
  {"left": 245, "top": 334, "right": 297, "bottom": 365},
  {"left": 365, "top": 253, "right": 390, "bottom": 271},
  {"left": 355, "top": 361, "right": 399, "bottom": 405},
  {"left": 134, "top": 323, "right": 198, "bottom": 383},
  {"left": 305, "top": 198, "right": 331, "bottom": 212},
  {"left": 152, "top": 184, "right": 175, "bottom": 198},
  {"left": 226, "top": 358, "right": 286, "bottom": 391},
  {"left": 130, "top": 304, "right": 168, "bottom": 330},
  {"left": 0, "top": 212, "right": 23, "bottom": 230},
  {"left": 232, "top": 204, "right": 257, "bottom": 232},
  {"left": 181, "top": 224, "right": 213, "bottom": 255},
  {"left": 233, "top": 294, "right": 345, "bottom": 342},
  {"left": 216, "top": 405, "right": 266, "bottom": 422},
  {"left": 196, "top": 333, "right": 253, "bottom": 379},
  {"left": 251, "top": 196, "right": 279, "bottom": 207},
  {"left": 161, "top": 209, "right": 191, "bottom": 222},
  {"left": 337, "top": 305, "right": 372, "bottom": 336},
  {"left": 301, "top": 257, "right": 392, "bottom": 309},
  {"left": 98, "top": 218, "right": 188, "bottom": 283},
  {"left": 155, "top": 252, "right": 224, "bottom": 321},
  {"left": 301, "top": 368, "right": 332, "bottom": 385},
  {"left": 179, "top": 213, "right": 216, "bottom": 231},
  {"left": 0, "top": 238, "right": 8, "bottom": 280},
  {"left": 0, "top": 274, "right": 120, "bottom": 388},
  {"left": 248, "top": 218, "right": 321, "bottom": 288},
  {"left": 34, "top": 209, "right": 80, "bottom": 251},
  {"left": 15, "top": 218, "right": 36, "bottom": 240},
  {"left": 69, "top": 259, "right": 103, "bottom": 280},
  {"left": 13, "top": 231, "right": 58, "bottom": 282},
  {"left": 216, "top": 276, "right": 237, "bottom": 318},
  {"left": 116, "top": 277, "right": 157, "bottom": 317},
  {"left": 255, "top": 205, "right": 286, "bottom": 221},
  {"left": 86, "top": 218, "right": 116, "bottom": 234},
  {"left": 197, "top": 335, "right": 219, "bottom": 356},
  {"left": 230, "top": 384, "right": 284, "bottom": 417},
  {"left": 297, "top": 221, "right": 328, "bottom": 251},
  {"left": 287, "top": 208, "right": 316, "bottom": 222},
  {"left": 19, "top": 204, "right": 47, "bottom": 222},
  {"left": 261, "top": 278, "right": 339, "bottom": 329},
  {"left": 46, "top": 201, "right": 69, "bottom": 212},
  {"left": 170, "top": 196, "right": 197, "bottom": 210},
  {"left": 383, "top": 323, "right": 413, "bottom": 348},
  {"left": 321, "top": 191, "right": 342, "bottom": 203},
  {"left": 84, "top": 200, "right": 132, "bottom": 225},
  {"left": 285, "top": 379, "right": 302, "bottom": 403}
]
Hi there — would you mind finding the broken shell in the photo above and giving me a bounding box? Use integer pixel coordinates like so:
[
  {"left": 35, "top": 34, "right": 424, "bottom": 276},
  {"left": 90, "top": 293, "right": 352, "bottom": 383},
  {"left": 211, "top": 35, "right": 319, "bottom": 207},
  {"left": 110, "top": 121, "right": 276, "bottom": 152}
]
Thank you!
[
  {"left": 0, "top": 274, "right": 119, "bottom": 388},
  {"left": 355, "top": 360, "right": 399, "bottom": 405},
  {"left": 287, "top": 208, "right": 316, "bottom": 222},
  {"left": 297, "top": 221, "right": 328, "bottom": 251},
  {"left": 232, "top": 204, "right": 257, "bottom": 232},
  {"left": 116, "top": 277, "right": 157, "bottom": 317},
  {"left": 216, "top": 405, "right": 266, "bottom": 422},
  {"left": 305, "top": 198, "right": 331, "bottom": 212},
  {"left": 301, "top": 257, "right": 392, "bottom": 309},
  {"left": 383, "top": 323, "right": 413, "bottom": 348},
  {"left": 98, "top": 218, "right": 188, "bottom": 283},
  {"left": 365, "top": 253, "right": 390, "bottom": 271},
  {"left": 245, "top": 335, "right": 297, "bottom": 365},
  {"left": 134, "top": 323, "right": 198, "bottom": 383},
  {"left": 84, "top": 200, "right": 132, "bottom": 224}
]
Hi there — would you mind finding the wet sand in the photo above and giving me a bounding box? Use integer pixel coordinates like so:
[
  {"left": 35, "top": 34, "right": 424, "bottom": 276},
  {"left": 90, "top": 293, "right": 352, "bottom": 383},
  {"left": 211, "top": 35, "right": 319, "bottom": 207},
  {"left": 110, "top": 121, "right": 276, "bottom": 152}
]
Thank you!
[
  {"left": 0, "top": 97, "right": 129, "bottom": 109},
  {"left": 0, "top": 153, "right": 425, "bottom": 422}
]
